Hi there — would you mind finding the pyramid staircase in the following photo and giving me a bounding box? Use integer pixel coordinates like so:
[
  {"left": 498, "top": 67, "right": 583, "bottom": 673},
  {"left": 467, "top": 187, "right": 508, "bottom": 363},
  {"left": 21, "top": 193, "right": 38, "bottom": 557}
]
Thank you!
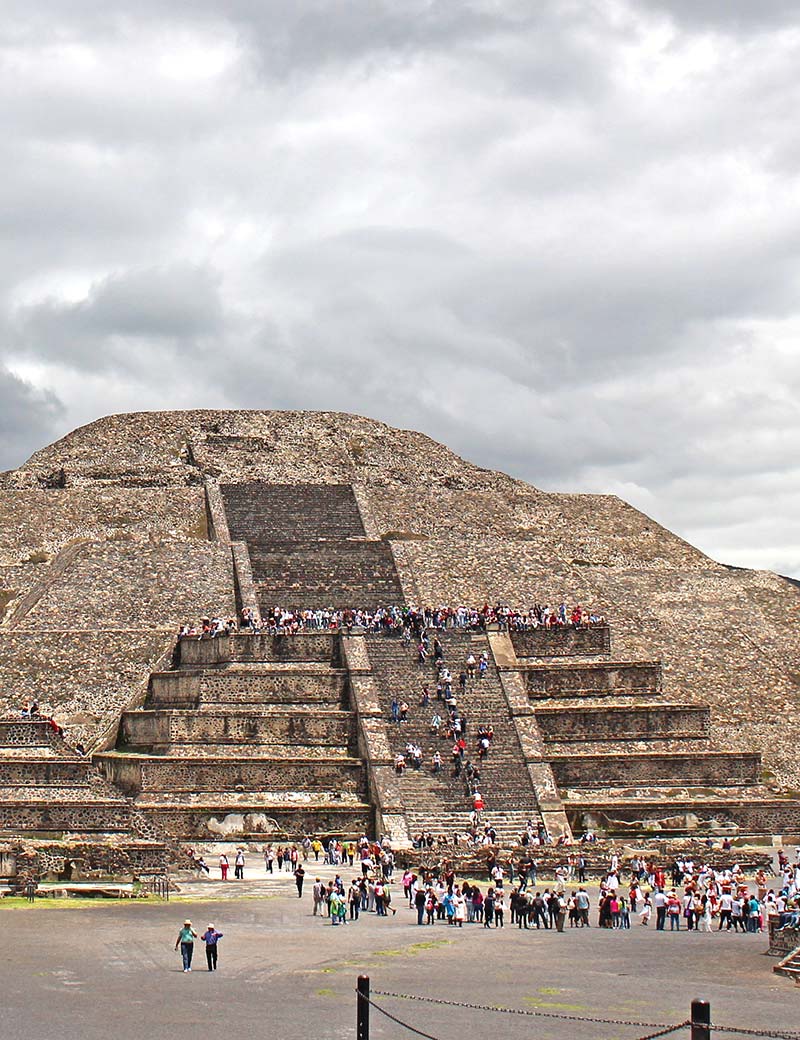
[
  {"left": 365, "top": 631, "right": 542, "bottom": 845},
  {"left": 221, "top": 483, "right": 403, "bottom": 611}
]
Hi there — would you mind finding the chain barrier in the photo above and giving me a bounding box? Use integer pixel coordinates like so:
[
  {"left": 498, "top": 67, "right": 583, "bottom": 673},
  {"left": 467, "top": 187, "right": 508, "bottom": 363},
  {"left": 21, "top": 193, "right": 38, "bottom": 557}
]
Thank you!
[
  {"left": 371, "top": 988, "right": 688, "bottom": 1031},
  {"left": 707, "top": 1028, "right": 800, "bottom": 1040},
  {"left": 368, "top": 989, "right": 800, "bottom": 1040},
  {"left": 358, "top": 992, "right": 443, "bottom": 1040}
]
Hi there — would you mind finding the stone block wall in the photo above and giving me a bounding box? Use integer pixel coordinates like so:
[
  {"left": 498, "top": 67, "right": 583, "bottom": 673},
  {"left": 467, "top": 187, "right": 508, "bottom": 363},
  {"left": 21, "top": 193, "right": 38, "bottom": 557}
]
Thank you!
[
  {"left": 148, "top": 668, "right": 347, "bottom": 707},
  {"left": 179, "top": 633, "right": 341, "bottom": 666},
  {"left": 0, "top": 761, "right": 89, "bottom": 785},
  {"left": 571, "top": 798, "right": 800, "bottom": 836},
  {"left": 138, "top": 759, "right": 366, "bottom": 793},
  {"left": 120, "top": 710, "right": 354, "bottom": 748},
  {"left": 550, "top": 751, "right": 761, "bottom": 787},
  {"left": 510, "top": 626, "right": 611, "bottom": 657},
  {"left": 536, "top": 704, "right": 711, "bottom": 742},
  {"left": 145, "top": 804, "right": 374, "bottom": 840},
  {"left": 0, "top": 802, "right": 133, "bottom": 834},
  {"left": 525, "top": 661, "right": 662, "bottom": 698}
]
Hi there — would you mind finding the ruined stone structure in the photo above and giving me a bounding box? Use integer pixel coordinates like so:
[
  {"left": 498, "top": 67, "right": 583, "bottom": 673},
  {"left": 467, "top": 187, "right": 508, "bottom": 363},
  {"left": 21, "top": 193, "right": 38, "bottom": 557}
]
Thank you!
[{"left": 0, "top": 409, "right": 798, "bottom": 860}]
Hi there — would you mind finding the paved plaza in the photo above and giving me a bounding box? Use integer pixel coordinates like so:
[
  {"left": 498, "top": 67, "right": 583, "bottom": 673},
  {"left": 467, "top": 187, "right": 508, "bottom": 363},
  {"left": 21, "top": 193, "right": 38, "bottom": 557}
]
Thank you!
[{"left": 2, "top": 869, "right": 798, "bottom": 1040}]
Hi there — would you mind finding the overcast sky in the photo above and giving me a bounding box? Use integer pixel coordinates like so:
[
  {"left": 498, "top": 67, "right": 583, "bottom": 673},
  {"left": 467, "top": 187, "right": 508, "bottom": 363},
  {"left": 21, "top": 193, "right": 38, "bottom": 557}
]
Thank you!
[{"left": 1, "top": 1, "right": 798, "bottom": 577}]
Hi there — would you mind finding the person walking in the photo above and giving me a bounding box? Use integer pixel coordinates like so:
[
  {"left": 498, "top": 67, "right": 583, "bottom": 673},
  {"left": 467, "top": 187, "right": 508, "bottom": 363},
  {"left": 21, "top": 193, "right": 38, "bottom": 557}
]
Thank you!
[
  {"left": 295, "top": 864, "right": 305, "bottom": 898},
  {"left": 175, "top": 919, "right": 198, "bottom": 972},
  {"left": 201, "top": 924, "right": 223, "bottom": 971},
  {"left": 415, "top": 885, "right": 427, "bottom": 925},
  {"left": 234, "top": 849, "right": 245, "bottom": 880},
  {"left": 219, "top": 854, "right": 229, "bottom": 881}
]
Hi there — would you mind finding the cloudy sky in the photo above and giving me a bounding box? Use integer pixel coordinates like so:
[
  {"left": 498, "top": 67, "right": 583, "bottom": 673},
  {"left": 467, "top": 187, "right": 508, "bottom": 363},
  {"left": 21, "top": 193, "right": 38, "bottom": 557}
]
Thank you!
[{"left": 2, "top": 1, "right": 798, "bottom": 577}]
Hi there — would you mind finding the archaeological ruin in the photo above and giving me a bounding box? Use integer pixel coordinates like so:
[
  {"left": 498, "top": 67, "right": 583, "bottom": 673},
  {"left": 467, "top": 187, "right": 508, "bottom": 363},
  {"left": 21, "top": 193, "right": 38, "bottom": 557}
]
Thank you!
[{"left": 0, "top": 409, "right": 798, "bottom": 882}]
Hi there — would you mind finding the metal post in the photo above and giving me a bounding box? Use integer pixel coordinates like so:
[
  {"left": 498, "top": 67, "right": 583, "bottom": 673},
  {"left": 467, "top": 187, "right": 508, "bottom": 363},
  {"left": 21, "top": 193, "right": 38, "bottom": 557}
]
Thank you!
[
  {"left": 357, "top": 975, "right": 370, "bottom": 1040},
  {"left": 691, "top": 999, "right": 711, "bottom": 1040}
]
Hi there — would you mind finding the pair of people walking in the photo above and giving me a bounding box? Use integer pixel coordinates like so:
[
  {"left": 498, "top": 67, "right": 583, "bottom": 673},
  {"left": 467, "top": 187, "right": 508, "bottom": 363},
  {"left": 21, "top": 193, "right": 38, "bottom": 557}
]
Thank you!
[{"left": 174, "top": 920, "right": 223, "bottom": 972}]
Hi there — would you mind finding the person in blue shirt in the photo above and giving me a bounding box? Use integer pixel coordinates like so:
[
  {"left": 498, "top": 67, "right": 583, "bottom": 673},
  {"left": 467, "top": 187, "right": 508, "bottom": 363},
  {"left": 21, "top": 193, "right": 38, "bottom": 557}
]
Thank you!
[
  {"left": 201, "top": 923, "right": 223, "bottom": 971},
  {"left": 175, "top": 920, "right": 198, "bottom": 972}
]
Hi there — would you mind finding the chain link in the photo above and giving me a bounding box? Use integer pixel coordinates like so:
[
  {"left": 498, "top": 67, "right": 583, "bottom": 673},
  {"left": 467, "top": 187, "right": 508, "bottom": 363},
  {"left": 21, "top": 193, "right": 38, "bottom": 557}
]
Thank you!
[
  {"left": 369, "top": 989, "right": 800, "bottom": 1040},
  {"left": 708, "top": 1027, "right": 800, "bottom": 1040},
  {"left": 371, "top": 988, "right": 686, "bottom": 1031}
]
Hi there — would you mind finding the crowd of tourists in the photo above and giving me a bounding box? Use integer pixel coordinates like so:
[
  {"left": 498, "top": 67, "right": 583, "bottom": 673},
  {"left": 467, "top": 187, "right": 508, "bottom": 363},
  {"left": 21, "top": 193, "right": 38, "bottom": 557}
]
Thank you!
[
  {"left": 178, "top": 601, "right": 607, "bottom": 638},
  {"left": 188, "top": 832, "right": 799, "bottom": 942}
]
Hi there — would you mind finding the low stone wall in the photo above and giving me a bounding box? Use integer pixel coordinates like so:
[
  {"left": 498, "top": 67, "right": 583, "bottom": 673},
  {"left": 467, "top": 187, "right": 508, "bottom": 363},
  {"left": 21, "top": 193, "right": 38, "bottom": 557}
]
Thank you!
[
  {"left": 568, "top": 798, "right": 800, "bottom": 836},
  {"left": 120, "top": 710, "right": 355, "bottom": 748},
  {"left": 148, "top": 668, "right": 347, "bottom": 707},
  {"left": 0, "top": 838, "right": 167, "bottom": 881},
  {"left": 510, "top": 626, "right": 611, "bottom": 658},
  {"left": 0, "top": 760, "right": 89, "bottom": 785},
  {"left": 0, "top": 802, "right": 133, "bottom": 834},
  {"left": 536, "top": 704, "right": 711, "bottom": 742},
  {"left": 179, "top": 633, "right": 341, "bottom": 667},
  {"left": 525, "top": 661, "right": 662, "bottom": 698},
  {"left": 145, "top": 804, "right": 374, "bottom": 840},
  {"left": 138, "top": 758, "right": 366, "bottom": 793},
  {"left": 0, "top": 720, "right": 57, "bottom": 746},
  {"left": 768, "top": 919, "right": 800, "bottom": 957},
  {"left": 551, "top": 752, "right": 761, "bottom": 787}
]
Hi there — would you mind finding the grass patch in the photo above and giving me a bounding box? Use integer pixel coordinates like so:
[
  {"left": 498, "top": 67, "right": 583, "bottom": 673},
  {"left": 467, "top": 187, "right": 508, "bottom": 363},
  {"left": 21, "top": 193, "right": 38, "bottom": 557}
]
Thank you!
[{"left": 523, "top": 997, "right": 586, "bottom": 1011}]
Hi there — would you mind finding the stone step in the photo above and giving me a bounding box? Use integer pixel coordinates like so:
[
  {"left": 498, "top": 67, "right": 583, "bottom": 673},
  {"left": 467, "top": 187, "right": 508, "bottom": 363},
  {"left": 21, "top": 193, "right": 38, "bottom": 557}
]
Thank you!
[
  {"left": 221, "top": 483, "right": 367, "bottom": 541},
  {"left": 510, "top": 626, "right": 611, "bottom": 658},
  {"left": 524, "top": 661, "right": 663, "bottom": 699},
  {"left": 179, "top": 633, "right": 342, "bottom": 667},
  {"left": 549, "top": 751, "right": 762, "bottom": 788},
  {"left": 564, "top": 795, "right": 800, "bottom": 837},
  {"left": 96, "top": 753, "right": 366, "bottom": 795},
  {"left": 366, "top": 631, "right": 544, "bottom": 832},
  {"left": 0, "top": 758, "right": 91, "bottom": 785},
  {"left": 118, "top": 708, "right": 356, "bottom": 749},
  {"left": 135, "top": 801, "right": 374, "bottom": 842},
  {"left": 535, "top": 703, "right": 711, "bottom": 742}
]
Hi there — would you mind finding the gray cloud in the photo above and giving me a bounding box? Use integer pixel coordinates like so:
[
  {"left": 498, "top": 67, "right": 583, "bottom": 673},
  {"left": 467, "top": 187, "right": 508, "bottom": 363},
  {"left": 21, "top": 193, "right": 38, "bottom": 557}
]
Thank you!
[
  {"left": 0, "top": 368, "right": 64, "bottom": 470},
  {"left": 1, "top": 0, "right": 798, "bottom": 575}
]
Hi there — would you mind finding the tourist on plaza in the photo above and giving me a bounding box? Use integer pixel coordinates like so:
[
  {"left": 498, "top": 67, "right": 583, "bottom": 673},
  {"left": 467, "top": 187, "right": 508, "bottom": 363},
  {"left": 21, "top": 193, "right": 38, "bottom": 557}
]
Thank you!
[
  {"left": 295, "top": 863, "right": 305, "bottom": 897},
  {"left": 312, "top": 878, "right": 326, "bottom": 916},
  {"left": 234, "top": 849, "right": 245, "bottom": 879},
  {"left": 175, "top": 920, "right": 198, "bottom": 972},
  {"left": 201, "top": 924, "right": 223, "bottom": 971},
  {"left": 219, "top": 853, "right": 229, "bottom": 881}
]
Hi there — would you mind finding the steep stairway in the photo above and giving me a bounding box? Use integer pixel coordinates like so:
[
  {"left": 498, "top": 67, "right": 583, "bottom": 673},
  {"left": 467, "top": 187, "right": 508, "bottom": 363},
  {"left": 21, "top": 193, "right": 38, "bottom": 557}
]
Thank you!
[
  {"left": 96, "top": 633, "right": 374, "bottom": 842},
  {"left": 366, "top": 631, "right": 542, "bottom": 844},
  {"left": 221, "top": 483, "right": 403, "bottom": 610}
]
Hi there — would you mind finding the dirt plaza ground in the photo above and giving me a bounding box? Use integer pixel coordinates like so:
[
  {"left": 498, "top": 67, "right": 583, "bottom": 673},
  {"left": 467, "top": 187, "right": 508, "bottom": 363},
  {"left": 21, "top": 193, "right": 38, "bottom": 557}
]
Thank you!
[{"left": 2, "top": 869, "right": 798, "bottom": 1040}]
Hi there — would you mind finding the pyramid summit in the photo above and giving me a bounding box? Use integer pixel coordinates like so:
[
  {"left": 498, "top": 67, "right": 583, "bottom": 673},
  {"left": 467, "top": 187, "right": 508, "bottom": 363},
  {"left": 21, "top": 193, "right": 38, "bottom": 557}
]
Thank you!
[{"left": 0, "top": 409, "right": 797, "bottom": 856}]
